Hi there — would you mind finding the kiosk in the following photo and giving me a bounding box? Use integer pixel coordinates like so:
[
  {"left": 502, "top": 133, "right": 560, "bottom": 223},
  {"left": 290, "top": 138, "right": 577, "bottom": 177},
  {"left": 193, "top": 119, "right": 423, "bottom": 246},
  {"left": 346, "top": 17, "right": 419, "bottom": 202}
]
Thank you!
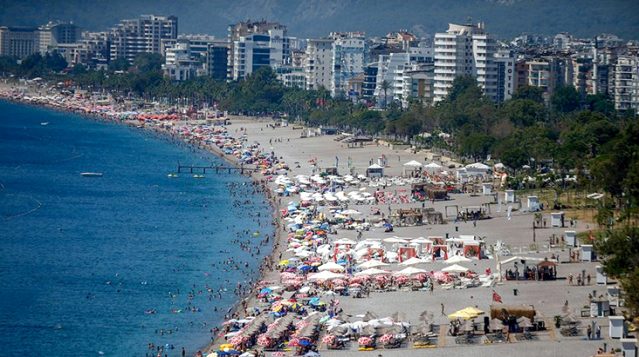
[
  {"left": 596, "top": 265, "right": 607, "bottom": 285},
  {"left": 527, "top": 195, "right": 540, "bottom": 211},
  {"left": 505, "top": 189, "right": 515, "bottom": 203},
  {"left": 609, "top": 316, "right": 625, "bottom": 339},
  {"left": 482, "top": 183, "right": 493, "bottom": 195},
  {"left": 550, "top": 212, "right": 565, "bottom": 227},
  {"left": 565, "top": 230, "right": 577, "bottom": 247}
]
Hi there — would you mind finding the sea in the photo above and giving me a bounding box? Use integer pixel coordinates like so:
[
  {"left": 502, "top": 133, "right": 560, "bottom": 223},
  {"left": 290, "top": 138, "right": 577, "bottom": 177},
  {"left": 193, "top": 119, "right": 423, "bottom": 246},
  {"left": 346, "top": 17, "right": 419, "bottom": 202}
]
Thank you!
[{"left": 0, "top": 100, "right": 275, "bottom": 356}]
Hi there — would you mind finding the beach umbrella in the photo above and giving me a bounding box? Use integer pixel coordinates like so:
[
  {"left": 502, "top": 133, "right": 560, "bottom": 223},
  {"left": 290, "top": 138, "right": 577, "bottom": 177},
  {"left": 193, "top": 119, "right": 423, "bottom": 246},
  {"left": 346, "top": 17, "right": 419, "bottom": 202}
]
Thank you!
[
  {"left": 307, "top": 270, "right": 345, "bottom": 281},
  {"left": 403, "top": 160, "right": 423, "bottom": 167},
  {"left": 517, "top": 317, "right": 534, "bottom": 329},
  {"left": 395, "top": 267, "right": 428, "bottom": 276},
  {"left": 441, "top": 264, "right": 469, "bottom": 273},
  {"left": 318, "top": 261, "right": 345, "bottom": 272},
  {"left": 333, "top": 238, "right": 357, "bottom": 245},
  {"left": 445, "top": 255, "right": 472, "bottom": 264},
  {"left": 489, "top": 318, "right": 506, "bottom": 331},
  {"left": 399, "top": 257, "right": 427, "bottom": 266},
  {"left": 358, "top": 260, "right": 389, "bottom": 269},
  {"left": 355, "top": 268, "right": 390, "bottom": 276},
  {"left": 383, "top": 237, "right": 409, "bottom": 244}
]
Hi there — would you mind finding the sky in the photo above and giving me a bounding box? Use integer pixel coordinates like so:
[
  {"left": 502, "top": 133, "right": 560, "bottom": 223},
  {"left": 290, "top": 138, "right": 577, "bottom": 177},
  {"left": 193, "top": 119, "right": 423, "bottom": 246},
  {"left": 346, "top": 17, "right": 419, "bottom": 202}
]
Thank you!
[{"left": 1, "top": 0, "right": 638, "bottom": 40}]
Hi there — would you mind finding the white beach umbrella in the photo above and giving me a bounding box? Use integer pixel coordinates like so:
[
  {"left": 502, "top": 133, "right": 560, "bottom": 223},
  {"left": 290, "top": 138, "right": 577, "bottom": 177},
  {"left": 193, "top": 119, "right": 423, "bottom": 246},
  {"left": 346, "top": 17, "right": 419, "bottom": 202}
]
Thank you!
[
  {"left": 318, "top": 261, "right": 345, "bottom": 272},
  {"left": 383, "top": 237, "right": 409, "bottom": 244},
  {"left": 441, "top": 264, "right": 469, "bottom": 273},
  {"left": 445, "top": 255, "right": 472, "bottom": 264},
  {"left": 358, "top": 260, "right": 389, "bottom": 269},
  {"left": 399, "top": 257, "right": 427, "bottom": 266},
  {"left": 308, "top": 271, "right": 345, "bottom": 281},
  {"left": 395, "top": 267, "right": 428, "bottom": 276},
  {"left": 403, "top": 160, "right": 423, "bottom": 167},
  {"left": 334, "top": 238, "right": 357, "bottom": 245},
  {"left": 355, "top": 268, "right": 391, "bottom": 276}
]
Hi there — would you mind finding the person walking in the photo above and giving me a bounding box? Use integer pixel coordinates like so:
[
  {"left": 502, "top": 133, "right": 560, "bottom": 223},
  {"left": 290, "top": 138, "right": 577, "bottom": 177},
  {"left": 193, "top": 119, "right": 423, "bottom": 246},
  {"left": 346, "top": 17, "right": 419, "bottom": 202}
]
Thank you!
[
  {"left": 587, "top": 324, "right": 592, "bottom": 340},
  {"left": 441, "top": 303, "right": 445, "bottom": 316}
]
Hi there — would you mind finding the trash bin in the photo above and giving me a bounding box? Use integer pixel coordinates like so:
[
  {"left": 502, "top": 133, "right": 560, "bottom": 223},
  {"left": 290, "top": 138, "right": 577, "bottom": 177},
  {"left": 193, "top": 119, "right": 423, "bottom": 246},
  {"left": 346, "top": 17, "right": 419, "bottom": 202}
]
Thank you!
[{"left": 513, "top": 288, "right": 518, "bottom": 296}]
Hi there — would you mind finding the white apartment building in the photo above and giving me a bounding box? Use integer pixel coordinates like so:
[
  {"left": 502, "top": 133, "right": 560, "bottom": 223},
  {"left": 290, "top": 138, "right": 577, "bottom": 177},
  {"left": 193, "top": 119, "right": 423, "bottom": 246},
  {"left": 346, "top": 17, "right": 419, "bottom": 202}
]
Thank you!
[
  {"left": 612, "top": 56, "right": 639, "bottom": 114},
  {"left": 402, "top": 63, "right": 435, "bottom": 107},
  {"left": 304, "top": 38, "right": 333, "bottom": 91},
  {"left": 231, "top": 28, "right": 288, "bottom": 80},
  {"left": 433, "top": 23, "right": 498, "bottom": 102},
  {"left": 109, "top": 15, "right": 178, "bottom": 63},
  {"left": 330, "top": 32, "right": 367, "bottom": 97},
  {"left": 374, "top": 46, "right": 432, "bottom": 107}
]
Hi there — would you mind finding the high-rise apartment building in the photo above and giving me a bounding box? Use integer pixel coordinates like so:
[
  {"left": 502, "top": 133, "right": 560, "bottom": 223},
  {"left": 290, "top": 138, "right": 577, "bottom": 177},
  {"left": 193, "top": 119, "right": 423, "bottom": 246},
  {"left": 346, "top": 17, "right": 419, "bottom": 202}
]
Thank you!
[
  {"left": 433, "top": 23, "right": 497, "bottom": 102},
  {"left": 38, "top": 21, "right": 80, "bottom": 54},
  {"left": 304, "top": 38, "right": 333, "bottom": 91},
  {"left": 0, "top": 26, "right": 39, "bottom": 58},
  {"left": 227, "top": 21, "right": 288, "bottom": 80},
  {"left": 231, "top": 28, "right": 288, "bottom": 80},
  {"left": 330, "top": 32, "right": 367, "bottom": 97},
  {"left": 612, "top": 55, "right": 639, "bottom": 113},
  {"left": 494, "top": 49, "right": 516, "bottom": 103},
  {"left": 374, "top": 46, "right": 432, "bottom": 107},
  {"left": 109, "top": 15, "right": 177, "bottom": 63}
]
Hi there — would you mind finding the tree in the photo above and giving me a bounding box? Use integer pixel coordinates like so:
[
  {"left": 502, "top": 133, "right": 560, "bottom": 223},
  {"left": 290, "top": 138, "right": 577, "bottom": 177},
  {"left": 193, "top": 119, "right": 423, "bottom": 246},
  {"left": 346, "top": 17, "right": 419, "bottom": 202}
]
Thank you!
[
  {"left": 380, "top": 80, "right": 390, "bottom": 109},
  {"left": 551, "top": 86, "right": 581, "bottom": 113},
  {"left": 595, "top": 227, "right": 639, "bottom": 316},
  {"left": 512, "top": 86, "right": 545, "bottom": 104},
  {"left": 133, "top": 53, "right": 163, "bottom": 73},
  {"left": 109, "top": 57, "right": 130, "bottom": 72},
  {"left": 500, "top": 99, "right": 546, "bottom": 127}
]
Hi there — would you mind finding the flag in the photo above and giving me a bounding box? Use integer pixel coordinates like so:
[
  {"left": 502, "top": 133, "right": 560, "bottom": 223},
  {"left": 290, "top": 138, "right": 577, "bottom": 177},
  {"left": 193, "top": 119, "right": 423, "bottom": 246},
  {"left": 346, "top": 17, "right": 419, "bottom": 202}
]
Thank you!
[{"left": 492, "top": 290, "right": 503, "bottom": 303}]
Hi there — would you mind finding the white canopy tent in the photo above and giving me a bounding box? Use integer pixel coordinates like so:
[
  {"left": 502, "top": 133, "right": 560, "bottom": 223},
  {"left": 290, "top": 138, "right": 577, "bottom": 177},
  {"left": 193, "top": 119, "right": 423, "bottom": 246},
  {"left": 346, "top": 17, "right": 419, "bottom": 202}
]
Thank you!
[{"left": 441, "top": 264, "right": 469, "bottom": 273}]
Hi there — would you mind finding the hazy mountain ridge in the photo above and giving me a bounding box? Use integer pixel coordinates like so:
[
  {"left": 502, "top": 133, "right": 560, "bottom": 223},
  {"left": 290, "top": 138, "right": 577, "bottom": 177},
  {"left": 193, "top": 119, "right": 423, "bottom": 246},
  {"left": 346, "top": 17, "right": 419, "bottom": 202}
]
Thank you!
[{"left": 0, "top": 0, "right": 637, "bottom": 40}]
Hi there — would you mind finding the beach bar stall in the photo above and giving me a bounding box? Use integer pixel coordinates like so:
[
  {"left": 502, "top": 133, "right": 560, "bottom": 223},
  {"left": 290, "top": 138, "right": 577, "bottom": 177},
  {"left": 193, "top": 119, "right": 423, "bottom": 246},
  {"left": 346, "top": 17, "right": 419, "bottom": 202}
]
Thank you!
[
  {"left": 482, "top": 182, "right": 493, "bottom": 195},
  {"left": 366, "top": 164, "right": 384, "bottom": 178},
  {"left": 505, "top": 189, "right": 515, "bottom": 203},
  {"left": 565, "top": 230, "right": 577, "bottom": 247},
  {"left": 550, "top": 212, "right": 565, "bottom": 227}
]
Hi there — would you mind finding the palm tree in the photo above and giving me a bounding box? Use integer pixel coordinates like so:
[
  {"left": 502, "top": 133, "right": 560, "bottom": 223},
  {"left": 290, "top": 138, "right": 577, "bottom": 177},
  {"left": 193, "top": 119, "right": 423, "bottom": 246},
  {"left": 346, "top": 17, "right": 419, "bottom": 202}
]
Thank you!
[{"left": 380, "top": 80, "right": 390, "bottom": 109}]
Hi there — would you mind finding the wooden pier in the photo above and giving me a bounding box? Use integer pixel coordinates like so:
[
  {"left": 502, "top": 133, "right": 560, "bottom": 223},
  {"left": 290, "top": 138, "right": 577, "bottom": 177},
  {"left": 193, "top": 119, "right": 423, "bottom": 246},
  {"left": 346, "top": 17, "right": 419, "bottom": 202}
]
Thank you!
[{"left": 177, "top": 161, "right": 257, "bottom": 175}]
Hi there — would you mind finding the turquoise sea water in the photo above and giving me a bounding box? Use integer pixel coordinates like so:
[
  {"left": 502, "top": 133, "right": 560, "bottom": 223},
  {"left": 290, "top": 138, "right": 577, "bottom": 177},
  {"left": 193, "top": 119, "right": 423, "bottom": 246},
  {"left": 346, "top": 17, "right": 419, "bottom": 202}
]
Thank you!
[{"left": 0, "top": 101, "right": 274, "bottom": 356}]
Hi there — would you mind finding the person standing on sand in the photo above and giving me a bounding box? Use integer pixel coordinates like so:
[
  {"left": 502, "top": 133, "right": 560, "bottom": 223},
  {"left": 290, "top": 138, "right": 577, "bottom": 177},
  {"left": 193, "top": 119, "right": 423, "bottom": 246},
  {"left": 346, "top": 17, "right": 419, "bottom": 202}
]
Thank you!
[{"left": 441, "top": 303, "right": 445, "bottom": 315}]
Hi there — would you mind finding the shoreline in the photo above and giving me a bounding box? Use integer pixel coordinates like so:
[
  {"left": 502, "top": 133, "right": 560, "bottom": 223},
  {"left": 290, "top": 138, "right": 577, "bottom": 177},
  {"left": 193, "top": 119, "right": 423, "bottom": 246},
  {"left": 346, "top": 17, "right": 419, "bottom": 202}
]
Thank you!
[{"left": 0, "top": 83, "right": 287, "bottom": 355}]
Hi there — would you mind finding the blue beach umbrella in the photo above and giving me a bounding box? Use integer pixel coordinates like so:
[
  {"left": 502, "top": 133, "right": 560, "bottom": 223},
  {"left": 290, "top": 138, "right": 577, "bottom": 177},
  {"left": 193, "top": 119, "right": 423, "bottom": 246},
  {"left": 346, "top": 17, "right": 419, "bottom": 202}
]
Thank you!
[{"left": 259, "top": 287, "right": 272, "bottom": 295}]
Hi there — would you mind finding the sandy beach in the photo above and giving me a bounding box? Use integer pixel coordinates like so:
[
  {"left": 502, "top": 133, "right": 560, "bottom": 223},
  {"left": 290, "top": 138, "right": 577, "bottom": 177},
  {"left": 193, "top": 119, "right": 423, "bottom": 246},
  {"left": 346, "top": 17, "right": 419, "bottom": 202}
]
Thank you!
[{"left": 1, "top": 81, "right": 622, "bottom": 357}]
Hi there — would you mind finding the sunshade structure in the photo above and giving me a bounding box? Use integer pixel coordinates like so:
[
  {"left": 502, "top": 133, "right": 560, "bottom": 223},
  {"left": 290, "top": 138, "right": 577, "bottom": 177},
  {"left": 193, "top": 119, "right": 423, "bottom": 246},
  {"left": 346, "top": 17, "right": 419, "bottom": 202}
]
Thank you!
[
  {"left": 489, "top": 318, "right": 506, "bottom": 331},
  {"left": 441, "top": 264, "right": 469, "bottom": 273},
  {"left": 448, "top": 307, "right": 485, "bottom": 320},
  {"left": 307, "top": 270, "right": 345, "bottom": 281},
  {"left": 403, "top": 160, "right": 423, "bottom": 167},
  {"left": 445, "top": 255, "right": 472, "bottom": 264},
  {"left": 317, "top": 261, "right": 345, "bottom": 272},
  {"left": 358, "top": 259, "right": 389, "bottom": 269},
  {"left": 383, "top": 237, "right": 410, "bottom": 244},
  {"left": 399, "top": 257, "right": 427, "bottom": 266},
  {"left": 355, "top": 268, "right": 391, "bottom": 276},
  {"left": 333, "top": 238, "right": 357, "bottom": 245},
  {"left": 394, "top": 267, "right": 428, "bottom": 276},
  {"left": 465, "top": 162, "right": 490, "bottom": 171},
  {"left": 423, "top": 162, "right": 443, "bottom": 172}
]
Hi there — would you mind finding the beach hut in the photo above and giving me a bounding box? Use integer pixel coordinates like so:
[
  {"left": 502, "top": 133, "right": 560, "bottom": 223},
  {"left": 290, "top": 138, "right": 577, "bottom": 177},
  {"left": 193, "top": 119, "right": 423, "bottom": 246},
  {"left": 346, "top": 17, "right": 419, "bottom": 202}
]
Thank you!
[
  {"left": 609, "top": 316, "right": 625, "bottom": 339},
  {"left": 504, "top": 189, "right": 515, "bottom": 203},
  {"left": 482, "top": 182, "right": 493, "bottom": 195},
  {"left": 550, "top": 212, "right": 565, "bottom": 227},
  {"left": 565, "top": 230, "right": 577, "bottom": 247},
  {"left": 621, "top": 338, "right": 637, "bottom": 356},
  {"left": 366, "top": 164, "right": 384, "bottom": 178},
  {"left": 527, "top": 196, "right": 540, "bottom": 211},
  {"left": 596, "top": 265, "right": 607, "bottom": 285},
  {"left": 581, "top": 245, "right": 594, "bottom": 262}
]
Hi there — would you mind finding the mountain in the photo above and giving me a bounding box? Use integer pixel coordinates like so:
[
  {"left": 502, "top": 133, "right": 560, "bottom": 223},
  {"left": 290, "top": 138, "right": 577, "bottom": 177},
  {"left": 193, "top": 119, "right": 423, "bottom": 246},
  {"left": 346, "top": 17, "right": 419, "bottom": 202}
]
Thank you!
[{"left": 1, "top": 0, "right": 637, "bottom": 40}]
